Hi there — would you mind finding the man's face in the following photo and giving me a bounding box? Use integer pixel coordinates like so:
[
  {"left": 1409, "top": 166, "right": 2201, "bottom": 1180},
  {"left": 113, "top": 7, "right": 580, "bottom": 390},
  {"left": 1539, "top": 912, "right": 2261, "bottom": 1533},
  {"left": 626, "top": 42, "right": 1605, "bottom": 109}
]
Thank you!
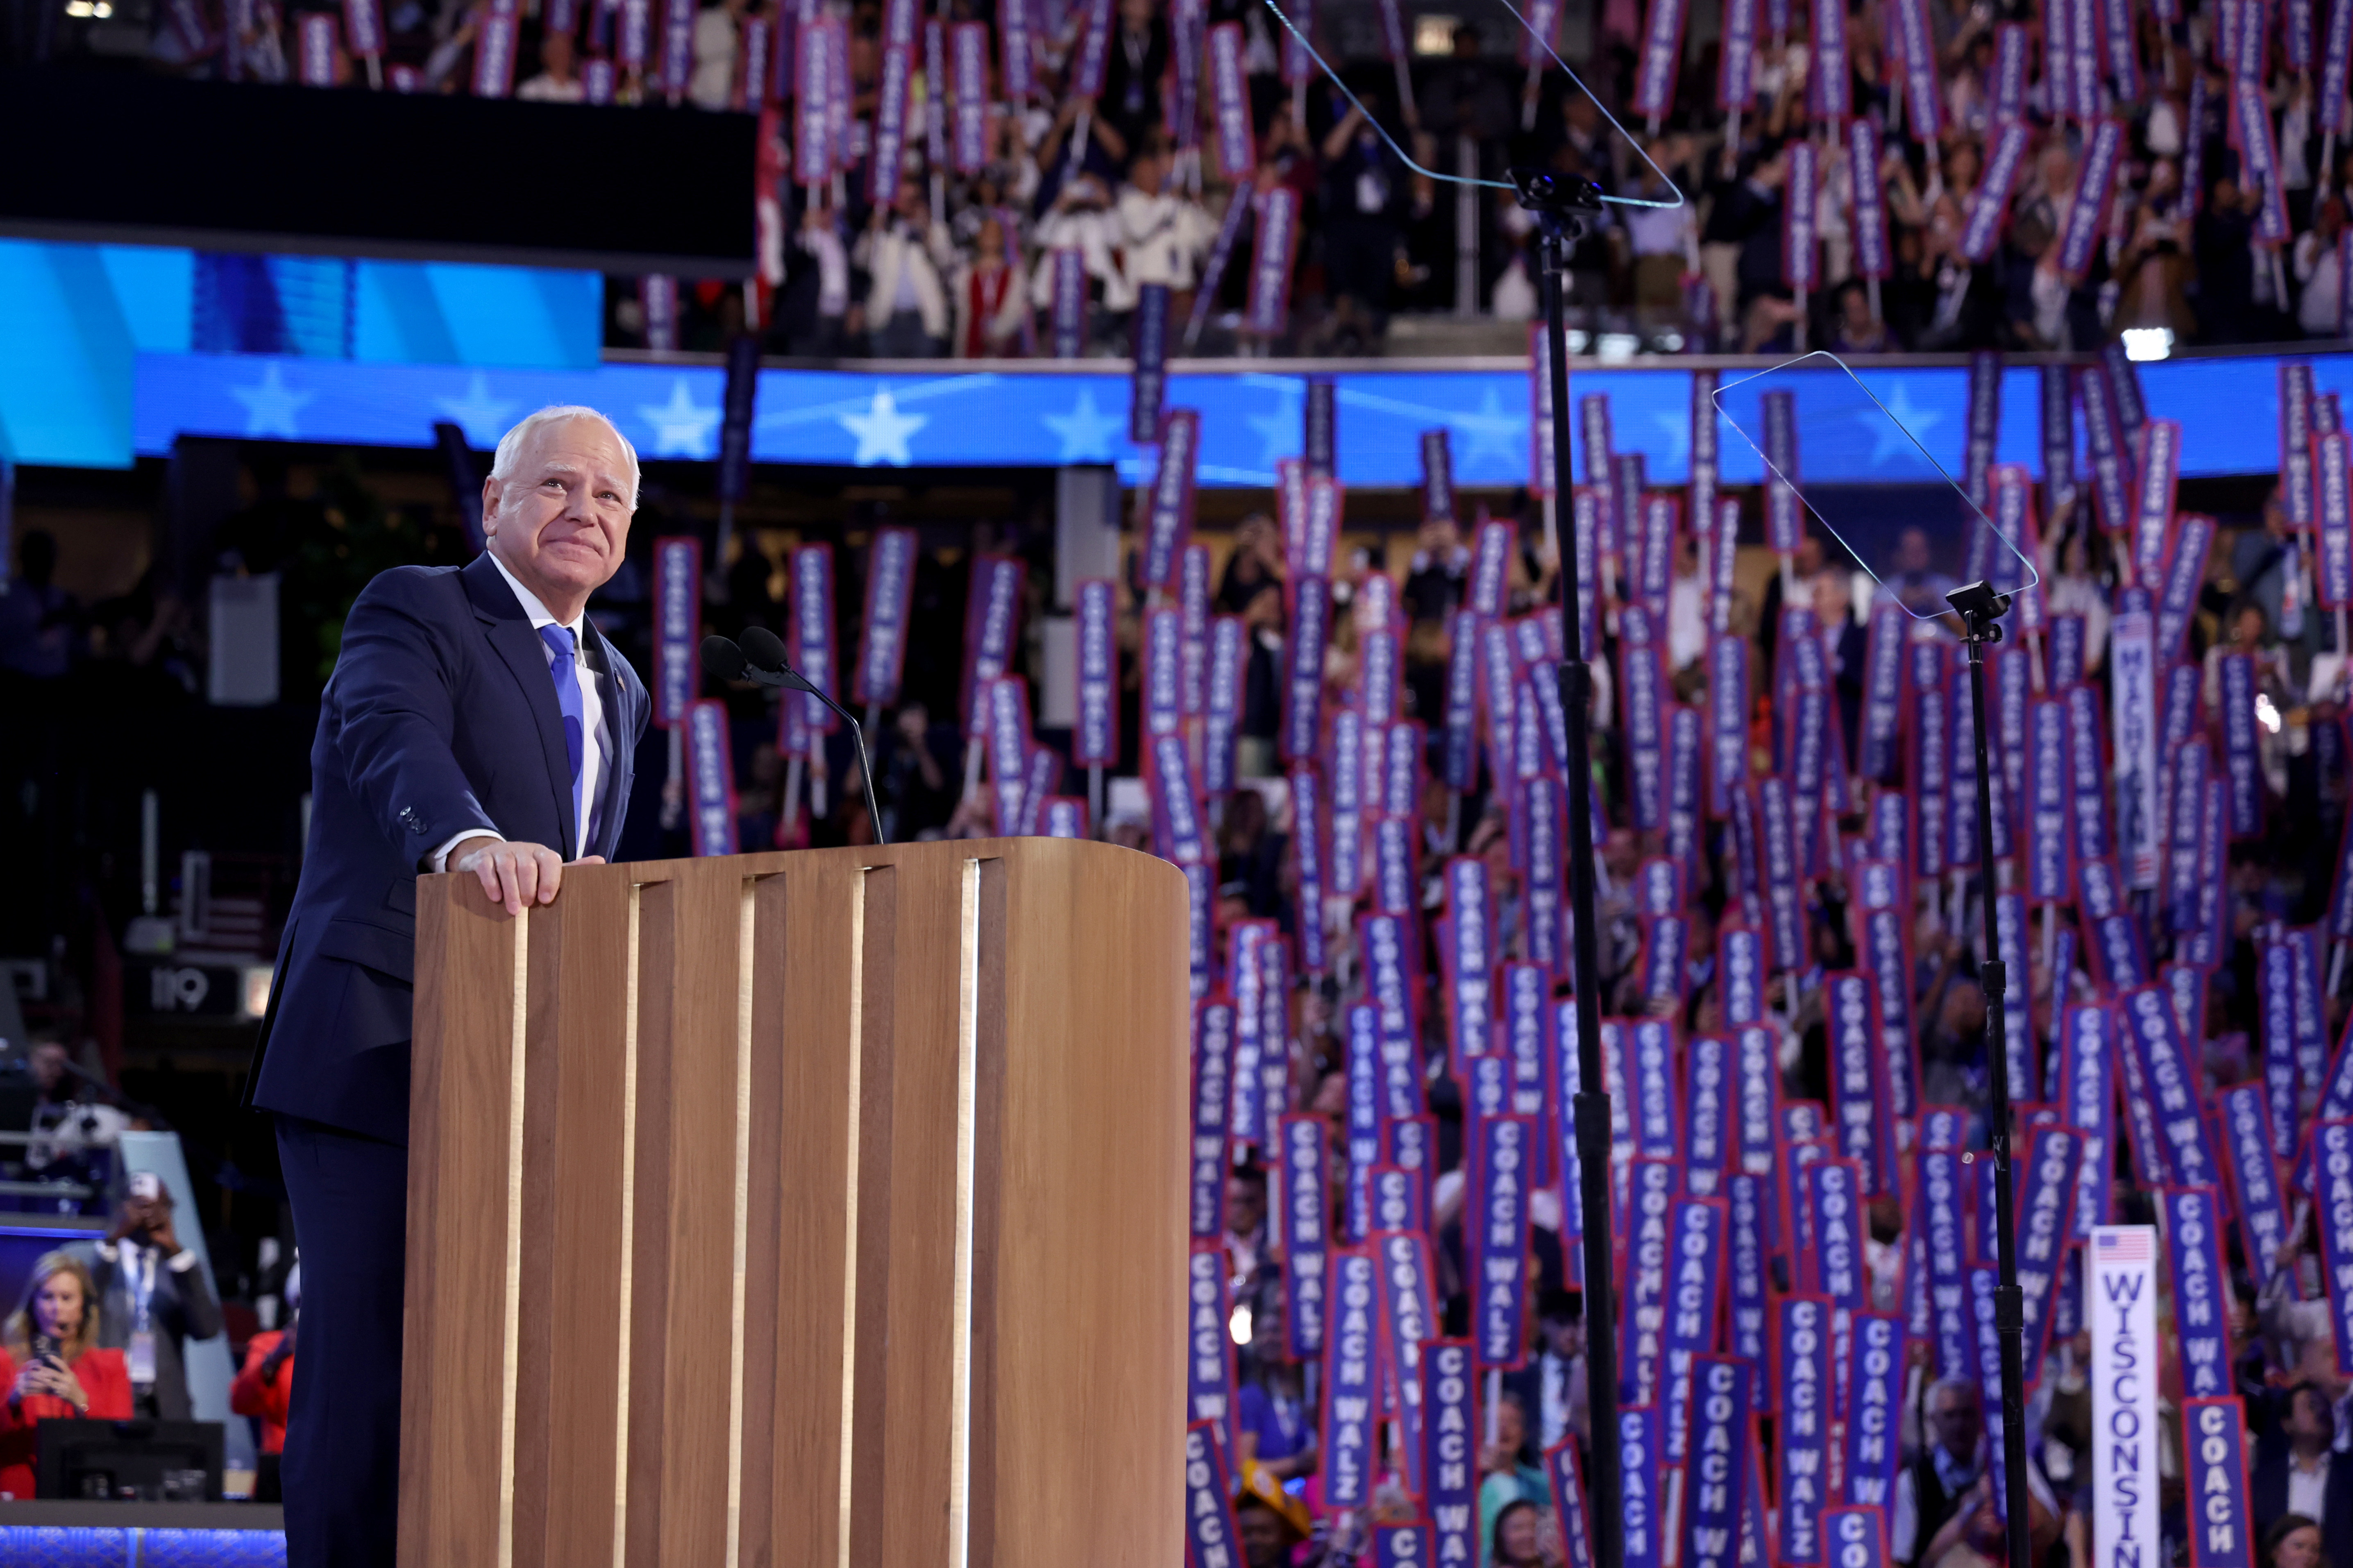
[
  {"left": 1236, "top": 1506, "right": 1288, "bottom": 1568},
  {"left": 1930, "top": 1389, "right": 1983, "bottom": 1459},
  {"left": 1225, "top": 1176, "right": 1265, "bottom": 1236},
  {"left": 1896, "top": 528, "right": 1931, "bottom": 574},
  {"left": 2288, "top": 1387, "right": 2335, "bottom": 1444},
  {"left": 483, "top": 418, "right": 635, "bottom": 608},
  {"left": 29, "top": 1043, "right": 66, "bottom": 1094}
]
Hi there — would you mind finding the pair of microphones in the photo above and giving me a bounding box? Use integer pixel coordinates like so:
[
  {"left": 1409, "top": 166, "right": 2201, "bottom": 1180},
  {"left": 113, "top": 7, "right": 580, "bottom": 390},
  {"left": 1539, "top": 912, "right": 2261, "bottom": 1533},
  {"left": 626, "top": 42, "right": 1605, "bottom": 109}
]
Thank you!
[{"left": 700, "top": 629, "right": 889, "bottom": 846}]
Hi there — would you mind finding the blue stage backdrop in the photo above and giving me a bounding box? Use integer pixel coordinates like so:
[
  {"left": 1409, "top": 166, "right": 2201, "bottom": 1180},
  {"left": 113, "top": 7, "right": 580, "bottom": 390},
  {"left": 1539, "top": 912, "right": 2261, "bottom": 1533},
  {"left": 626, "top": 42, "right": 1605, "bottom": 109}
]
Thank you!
[{"left": 128, "top": 351, "right": 2344, "bottom": 487}]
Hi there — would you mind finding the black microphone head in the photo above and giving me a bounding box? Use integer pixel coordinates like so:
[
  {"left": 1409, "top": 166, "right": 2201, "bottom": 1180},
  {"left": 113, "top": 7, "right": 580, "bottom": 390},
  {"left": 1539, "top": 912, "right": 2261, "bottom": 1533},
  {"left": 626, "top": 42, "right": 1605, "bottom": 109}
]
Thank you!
[
  {"left": 701, "top": 634, "right": 747, "bottom": 681},
  {"left": 738, "top": 625, "right": 790, "bottom": 673}
]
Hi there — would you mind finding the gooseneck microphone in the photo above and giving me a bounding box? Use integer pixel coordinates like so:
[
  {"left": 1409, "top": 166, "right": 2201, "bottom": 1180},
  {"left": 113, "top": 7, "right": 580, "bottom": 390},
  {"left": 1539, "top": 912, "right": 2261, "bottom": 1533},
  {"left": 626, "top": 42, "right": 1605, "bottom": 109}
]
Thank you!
[{"left": 699, "top": 631, "right": 889, "bottom": 846}]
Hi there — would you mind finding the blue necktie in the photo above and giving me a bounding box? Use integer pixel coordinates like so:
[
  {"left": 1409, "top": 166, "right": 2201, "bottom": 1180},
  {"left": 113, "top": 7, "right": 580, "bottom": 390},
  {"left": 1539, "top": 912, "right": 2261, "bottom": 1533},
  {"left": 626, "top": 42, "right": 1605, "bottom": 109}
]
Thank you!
[{"left": 539, "top": 625, "right": 585, "bottom": 826}]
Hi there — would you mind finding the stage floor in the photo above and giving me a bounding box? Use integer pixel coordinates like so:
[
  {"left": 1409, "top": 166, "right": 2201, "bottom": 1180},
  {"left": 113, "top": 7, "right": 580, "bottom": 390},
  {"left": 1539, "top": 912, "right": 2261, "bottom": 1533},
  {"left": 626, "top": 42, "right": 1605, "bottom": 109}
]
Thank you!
[{"left": 0, "top": 1501, "right": 284, "bottom": 1564}]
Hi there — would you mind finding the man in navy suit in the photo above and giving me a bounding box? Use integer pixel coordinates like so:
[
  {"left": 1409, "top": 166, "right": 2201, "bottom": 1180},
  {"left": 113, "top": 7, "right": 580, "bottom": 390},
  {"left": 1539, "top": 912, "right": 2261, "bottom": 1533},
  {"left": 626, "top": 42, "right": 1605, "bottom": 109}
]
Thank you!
[{"left": 247, "top": 406, "right": 649, "bottom": 1566}]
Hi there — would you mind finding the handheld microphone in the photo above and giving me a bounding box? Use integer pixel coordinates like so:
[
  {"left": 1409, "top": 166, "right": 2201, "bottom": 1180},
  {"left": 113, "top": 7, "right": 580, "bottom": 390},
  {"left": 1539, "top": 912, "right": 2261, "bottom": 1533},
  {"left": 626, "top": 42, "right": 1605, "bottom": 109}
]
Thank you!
[{"left": 698, "top": 632, "right": 889, "bottom": 846}]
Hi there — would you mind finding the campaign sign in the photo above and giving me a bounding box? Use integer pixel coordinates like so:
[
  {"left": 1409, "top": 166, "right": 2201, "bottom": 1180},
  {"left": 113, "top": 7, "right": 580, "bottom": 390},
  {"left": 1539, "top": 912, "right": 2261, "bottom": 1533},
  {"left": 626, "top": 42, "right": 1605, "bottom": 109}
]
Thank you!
[
  {"left": 1475, "top": 1115, "right": 1535, "bottom": 1368},
  {"left": 1661, "top": 1196, "right": 1729, "bottom": 1466},
  {"left": 2161, "top": 1187, "right": 2234, "bottom": 1398},
  {"left": 2061, "top": 1004, "right": 2117, "bottom": 1241},
  {"left": 1183, "top": 1422, "right": 1242, "bottom": 1564},
  {"left": 1843, "top": 1313, "right": 1906, "bottom": 1506},
  {"left": 684, "top": 699, "right": 737, "bottom": 857},
  {"left": 2013, "top": 1125, "right": 2080, "bottom": 1384},
  {"left": 652, "top": 537, "right": 701, "bottom": 725},
  {"left": 2217, "top": 1083, "right": 2293, "bottom": 1292},
  {"left": 1426, "top": 1341, "right": 1479, "bottom": 1566},
  {"left": 1322, "top": 1248, "right": 1379, "bottom": 1506},
  {"left": 1808, "top": 1158, "right": 1867, "bottom": 1309},
  {"left": 1548, "top": 1440, "right": 1598, "bottom": 1568},
  {"left": 1728, "top": 1171, "right": 1771, "bottom": 1368},
  {"left": 1683, "top": 1357, "right": 1753, "bottom": 1568},
  {"left": 1621, "top": 1404, "right": 1666, "bottom": 1568},
  {"left": 1187, "top": 1244, "right": 1238, "bottom": 1462},
  {"left": 1827, "top": 972, "right": 1895, "bottom": 1196},
  {"left": 1375, "top": 1230, "right": 1436, "bottom": 1497},
  {"left": 1686, "top": 1033, "right": 1731, "bottom": 1197},
  {"left": 2092, "top": 1227, "right": 2162, "bottom": 1568},
  {"left": 2312, "top": 1122, "right": 2353, "bottom": 1377},
  {"left": 2182, "top": 1398, "right": 2258, "bottom": 1568},
  {"left": 2122, "top": 984, "right": 2221, "bottom": 1188},
  {"left": 1280, "top": 1116, "right": 1328, "bottom": 1355},
  {"left": 1622, "top": 1158, "right": 1679, "bottom": 1408},
  {"left": 1775, "top": 1294, "right": 1835, "bottom": 1564},
  {"left": 1189, "top": 1001, "right": 1233, "bottom": 1239},
  {"left": 1920, "top": 1149, "right": 1972, "bottom": 1378}
]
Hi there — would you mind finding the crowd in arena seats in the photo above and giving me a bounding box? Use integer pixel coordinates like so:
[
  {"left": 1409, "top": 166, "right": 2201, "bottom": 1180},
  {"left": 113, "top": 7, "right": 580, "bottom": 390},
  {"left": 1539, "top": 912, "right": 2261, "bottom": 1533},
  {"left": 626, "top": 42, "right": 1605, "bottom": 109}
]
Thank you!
[
  {"left": 41, "top": 0, "right": 2353, "bottom": 356},
  {"left": 659, "top": 358, "right": 2353, "bottom": 1560}
]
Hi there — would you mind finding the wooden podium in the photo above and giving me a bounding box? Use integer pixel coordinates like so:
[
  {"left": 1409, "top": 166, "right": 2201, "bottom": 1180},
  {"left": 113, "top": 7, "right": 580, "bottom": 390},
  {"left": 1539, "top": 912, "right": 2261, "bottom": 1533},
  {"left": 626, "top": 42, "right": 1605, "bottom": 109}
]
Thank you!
[{"left": 397, "top": 838, "right": 1189, "bottom": 1568}]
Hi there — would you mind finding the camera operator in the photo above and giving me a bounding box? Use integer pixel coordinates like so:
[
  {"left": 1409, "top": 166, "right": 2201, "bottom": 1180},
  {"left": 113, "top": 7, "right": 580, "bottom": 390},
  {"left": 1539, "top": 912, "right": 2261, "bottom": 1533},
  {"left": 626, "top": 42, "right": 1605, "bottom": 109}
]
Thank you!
[{"left": 89, "top": 1173, "right": 222, "bottom": 1421}]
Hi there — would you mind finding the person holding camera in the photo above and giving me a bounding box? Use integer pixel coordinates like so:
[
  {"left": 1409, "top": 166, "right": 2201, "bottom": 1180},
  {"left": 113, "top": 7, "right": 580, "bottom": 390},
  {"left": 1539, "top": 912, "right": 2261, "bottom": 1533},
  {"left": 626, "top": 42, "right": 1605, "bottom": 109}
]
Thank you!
[
  {"left": 0, "top": 1252, "right": 132, "bottom": 1498},
  {"left": 88, "top": 1174, "right": 223, "bottom": 1422}
]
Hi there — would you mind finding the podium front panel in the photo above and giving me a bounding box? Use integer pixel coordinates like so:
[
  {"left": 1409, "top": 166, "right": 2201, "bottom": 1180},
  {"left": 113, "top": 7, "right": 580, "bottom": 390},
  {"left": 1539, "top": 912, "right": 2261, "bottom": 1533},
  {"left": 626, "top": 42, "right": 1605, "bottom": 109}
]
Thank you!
[{"left": 402, "top": 838, "right": 1188, "bottom": 1568}]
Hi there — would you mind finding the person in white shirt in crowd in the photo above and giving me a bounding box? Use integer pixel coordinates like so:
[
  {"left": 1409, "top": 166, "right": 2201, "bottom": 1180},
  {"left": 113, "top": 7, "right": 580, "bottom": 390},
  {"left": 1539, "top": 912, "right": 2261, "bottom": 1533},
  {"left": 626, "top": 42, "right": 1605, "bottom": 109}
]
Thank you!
[
  {"left": 1626, "top": 138, "right": 1700, "bottom": 328},
  {"left": 687, "top": 0, "right": 747, "bottom": 110},
  {"left": 2295, "top": 199, "right": 2346, "bottom": 338},
  {"left": 1116, "top": 142, "right": 1214, "bottom": 307},
  {"left": 1029, "top": 174, "right": 1137, "bottom": 325},
  {"left": 515, "top": 26, "right": 585, "bottom": 101},
  {"left": 857, "top": 177, "right": 957, "bottom": 358}
]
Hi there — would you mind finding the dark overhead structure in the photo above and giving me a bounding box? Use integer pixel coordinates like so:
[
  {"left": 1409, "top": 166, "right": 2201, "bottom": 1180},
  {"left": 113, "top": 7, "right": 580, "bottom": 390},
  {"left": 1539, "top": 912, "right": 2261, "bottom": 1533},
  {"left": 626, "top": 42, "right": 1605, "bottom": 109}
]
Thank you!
[{"left": 0, "top": 68, "right": 758, "bottom": 276}]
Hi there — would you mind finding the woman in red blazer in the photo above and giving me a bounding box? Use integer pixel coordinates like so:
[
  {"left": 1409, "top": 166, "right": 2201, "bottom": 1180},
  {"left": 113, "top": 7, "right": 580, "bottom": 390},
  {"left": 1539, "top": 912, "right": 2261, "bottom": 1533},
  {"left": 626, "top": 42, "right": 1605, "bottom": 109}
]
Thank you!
[
  {"left": 0, "top": 1251, "right": 133, "bottom": 1499},
  {"left": 230, "top": 1316, "right": 295, "bottom": 1501}
]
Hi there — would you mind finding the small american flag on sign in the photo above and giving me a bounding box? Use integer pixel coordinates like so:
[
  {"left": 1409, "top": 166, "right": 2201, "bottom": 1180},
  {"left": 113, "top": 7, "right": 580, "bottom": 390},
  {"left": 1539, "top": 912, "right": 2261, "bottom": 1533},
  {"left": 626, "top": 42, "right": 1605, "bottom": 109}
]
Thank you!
[{"left": 2096, "top": 1230, "right": 2151, "bottom": 1261}]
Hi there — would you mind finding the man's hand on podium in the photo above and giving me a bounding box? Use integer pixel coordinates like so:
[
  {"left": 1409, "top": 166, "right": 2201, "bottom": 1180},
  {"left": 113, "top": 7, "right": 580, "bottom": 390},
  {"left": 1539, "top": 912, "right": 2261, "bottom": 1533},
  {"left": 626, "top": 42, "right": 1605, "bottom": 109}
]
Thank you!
[{"left": 449, "top": 836, "right": 604, "bottom": 916}]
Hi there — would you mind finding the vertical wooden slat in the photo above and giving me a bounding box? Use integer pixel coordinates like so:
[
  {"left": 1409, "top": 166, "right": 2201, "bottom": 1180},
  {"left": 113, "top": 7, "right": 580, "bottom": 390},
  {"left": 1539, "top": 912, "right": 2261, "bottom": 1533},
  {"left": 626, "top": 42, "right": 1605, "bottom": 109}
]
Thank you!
[
  {"left": 399, "top": 876, "right": 522, "bottom": 1568},
  {"left": 846, "top": 863, "right": 898, "bottom": 1568},
  {"left": 652, "top": 859, "right": 740, "bottom": 1568},
  {"left": 876, "top": 851, "right": 965, "bottom": 1568},
  {"left": 735, "top": 872, "right": 786, "bottom": 1566},
  {"left": 622, "top": 877, "right": 674, "bottom": 1568},
  {"left": 512, "top": 872, "right": 634, "bottom": 1568},
  {"left": 748, "top": 856, "right": 861, "bottom": 1568},
  {"left": 964, "top": 858, "right": 1008, "bottom": 1568}
]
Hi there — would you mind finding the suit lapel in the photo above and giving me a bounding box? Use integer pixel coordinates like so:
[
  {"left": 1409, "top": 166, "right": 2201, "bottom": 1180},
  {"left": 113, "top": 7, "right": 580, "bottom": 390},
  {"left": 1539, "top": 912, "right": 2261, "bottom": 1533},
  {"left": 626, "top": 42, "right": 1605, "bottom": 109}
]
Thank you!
[
  {"left": 464, "top": 554, "right": 579, "bottom": 858},
  {"left": 584, "top": 620, "right": 635, "bottom": 859}
]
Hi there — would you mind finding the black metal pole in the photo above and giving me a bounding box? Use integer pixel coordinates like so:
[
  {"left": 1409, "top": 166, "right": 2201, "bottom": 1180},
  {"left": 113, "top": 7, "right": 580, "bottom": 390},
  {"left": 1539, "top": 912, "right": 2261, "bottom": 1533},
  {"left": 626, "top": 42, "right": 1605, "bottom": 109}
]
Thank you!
[
  {"left": 1953, "top": 584, "right": 2033, "bottom": 1568},
  {"left": 1538, "top": 213, "right": 1622, "bottom": 1568}
]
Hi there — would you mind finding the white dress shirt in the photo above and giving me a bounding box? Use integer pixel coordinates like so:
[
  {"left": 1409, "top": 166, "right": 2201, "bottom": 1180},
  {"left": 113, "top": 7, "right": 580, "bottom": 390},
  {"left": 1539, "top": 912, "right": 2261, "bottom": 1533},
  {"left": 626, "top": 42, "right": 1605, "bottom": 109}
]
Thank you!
[
  {"left": 430, "top": 551, "right": 612, "bottom": 867},
  {"left": 2289, "top": 1450, "right": 2332, "bottom": 1525}
]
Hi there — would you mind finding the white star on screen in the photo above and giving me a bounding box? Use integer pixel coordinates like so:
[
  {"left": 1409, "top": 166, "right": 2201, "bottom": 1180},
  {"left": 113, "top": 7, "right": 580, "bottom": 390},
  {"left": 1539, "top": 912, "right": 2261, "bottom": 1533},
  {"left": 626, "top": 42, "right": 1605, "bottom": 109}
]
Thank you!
[
  {"left": 434, "top": 372, "right": 519, "bottom": 448},
  {"left": 838, "top": 387, "right": 928, "bottom": 467},
  {"left": 1858, "top": 380, "right": 1944, "bottom": 467},
  {"left": 227, "top": 362, "right": 315, "bottom": 439},
  {"left": 637, "top": 376, "right": 723, "bottom": 458},
  {"left": 1244, "top": 383, "right": 1302, "bottom": 469},
  {"left": 1042, "top": 387, "right": 1122, "bottom": 462},
  {"left": 1451, "top": 387, "right": 1526, "bottom": 475},
  {"left": 1647, "top": 406, "right": 1694, "bottom": 469}
]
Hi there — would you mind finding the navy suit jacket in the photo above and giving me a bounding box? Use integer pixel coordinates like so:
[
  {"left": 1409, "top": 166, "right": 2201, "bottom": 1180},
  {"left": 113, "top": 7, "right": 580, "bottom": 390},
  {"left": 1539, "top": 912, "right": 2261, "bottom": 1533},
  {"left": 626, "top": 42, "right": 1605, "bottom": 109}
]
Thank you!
[{"left": 248, "top": 552, "right": 648, "bottom": 1144}]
